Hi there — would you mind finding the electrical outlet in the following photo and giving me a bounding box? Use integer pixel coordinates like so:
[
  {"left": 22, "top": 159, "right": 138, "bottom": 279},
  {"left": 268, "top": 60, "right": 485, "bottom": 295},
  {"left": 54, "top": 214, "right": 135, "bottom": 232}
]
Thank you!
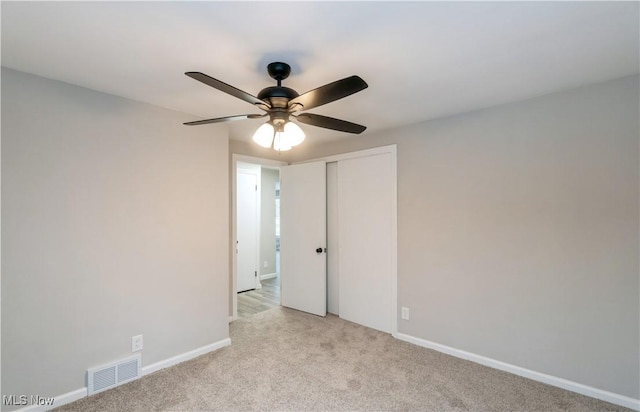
[
  {"left": 263, "top": 261, "right": 268, "bottom": 268},
  {"left": 132, "top": 335, "right": 143, "bottom": 352},
  {"left": 401, "top": 307, "right": 410, "bottom": 320}
]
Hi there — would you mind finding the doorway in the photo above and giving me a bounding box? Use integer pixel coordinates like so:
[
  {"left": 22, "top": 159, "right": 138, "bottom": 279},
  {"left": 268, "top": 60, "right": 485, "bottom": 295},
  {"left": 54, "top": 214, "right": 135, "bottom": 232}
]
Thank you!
[
  {"left": 232, "top": 155, "right": 287, "bottom": 320},
  {"left": 237, "top": 165, "right": 281, "bottom": 318}
]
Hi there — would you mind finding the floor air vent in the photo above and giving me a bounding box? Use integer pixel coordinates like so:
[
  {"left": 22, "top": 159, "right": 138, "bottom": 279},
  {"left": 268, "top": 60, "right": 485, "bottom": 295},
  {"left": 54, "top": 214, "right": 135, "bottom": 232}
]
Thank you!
[{"left": 88, "top": 354, "right": 141, "bottom": 395}]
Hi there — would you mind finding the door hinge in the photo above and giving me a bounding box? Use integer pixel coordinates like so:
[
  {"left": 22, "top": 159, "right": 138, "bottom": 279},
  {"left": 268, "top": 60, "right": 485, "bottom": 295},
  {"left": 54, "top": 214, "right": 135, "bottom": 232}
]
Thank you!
[
  {"left": 255, "top": 271, "right": 257, "bottom": 277},
  {"left": 255, "top": 184, "right": 258, "bottom": 191}
]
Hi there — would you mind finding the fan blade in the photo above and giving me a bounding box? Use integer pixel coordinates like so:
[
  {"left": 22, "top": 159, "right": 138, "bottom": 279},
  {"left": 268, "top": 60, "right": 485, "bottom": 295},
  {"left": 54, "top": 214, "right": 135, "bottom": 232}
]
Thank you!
[
  {"left": 184, "top": 114, "right": 266, "bottom": 126},
  {"left": 288, "top": 76, "right": 368, "bottom": 111},
  {"left": 186, "top": 72, "right": 270, "bottom": 109},
  {"left": 295, "top": 113, "right": 366, "bottom": 134}
]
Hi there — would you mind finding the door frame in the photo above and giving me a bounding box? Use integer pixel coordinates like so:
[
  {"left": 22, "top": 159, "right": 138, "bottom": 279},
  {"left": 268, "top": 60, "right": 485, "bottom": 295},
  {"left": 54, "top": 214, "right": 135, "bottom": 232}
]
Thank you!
[
  {"left": 295, "top": 144, "right": 398, "bottom": 337},
  {"left": 231, "top": 154, "right": 287, "bottom": 321}
]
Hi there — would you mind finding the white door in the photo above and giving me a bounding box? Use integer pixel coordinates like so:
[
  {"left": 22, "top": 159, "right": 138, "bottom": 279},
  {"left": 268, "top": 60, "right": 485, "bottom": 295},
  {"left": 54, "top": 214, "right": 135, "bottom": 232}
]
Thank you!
[
  {"left": 280, "top": 161, "right": 327, "bottom": 316},
  {"left": 237, "top": 171, "right": 258, "bottom": 292},
  {"left": 338, "top": 153, "right": 394, "bottom": 333}
]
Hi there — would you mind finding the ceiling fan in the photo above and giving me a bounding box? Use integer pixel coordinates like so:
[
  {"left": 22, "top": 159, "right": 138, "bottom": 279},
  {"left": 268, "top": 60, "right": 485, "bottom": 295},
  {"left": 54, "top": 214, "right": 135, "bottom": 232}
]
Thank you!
[{"left": 184, "top": 62, "right": 368, "bottom": 151}]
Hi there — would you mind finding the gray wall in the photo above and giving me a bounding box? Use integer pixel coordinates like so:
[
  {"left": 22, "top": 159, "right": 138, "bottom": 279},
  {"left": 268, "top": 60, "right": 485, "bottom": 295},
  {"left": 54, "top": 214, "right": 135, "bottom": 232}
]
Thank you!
[
  {"left": 289, "top": 75, "right": 640, "bottom": 399},
  {"left": 260, "top": 168, "right": 279, "bottom": 277},
  {"left": 1, "top": 68, "right": 229, "bottom": 408}
]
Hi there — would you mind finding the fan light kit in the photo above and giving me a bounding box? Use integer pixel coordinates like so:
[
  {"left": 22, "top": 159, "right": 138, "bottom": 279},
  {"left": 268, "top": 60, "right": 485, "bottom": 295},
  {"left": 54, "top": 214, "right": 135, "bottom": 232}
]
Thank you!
[
  {"left": 184, "top": 62, "right": 368, "bottom": 151},
  {"left": 252, "top": 121, "right": 305, "bottom": 151}
]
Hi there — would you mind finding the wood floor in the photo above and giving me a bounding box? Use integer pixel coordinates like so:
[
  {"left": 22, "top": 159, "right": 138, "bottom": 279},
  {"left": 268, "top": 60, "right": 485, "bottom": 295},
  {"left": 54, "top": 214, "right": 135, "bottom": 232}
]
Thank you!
[{"left": 237, "top": 276, "right": 280, "bottom": 318}]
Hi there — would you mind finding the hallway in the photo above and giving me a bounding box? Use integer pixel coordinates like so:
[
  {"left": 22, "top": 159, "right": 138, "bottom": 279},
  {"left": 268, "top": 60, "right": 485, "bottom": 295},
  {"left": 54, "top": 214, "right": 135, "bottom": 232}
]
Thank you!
[{"left": 237, "top": 276, "right": 280, "bottom": 318}]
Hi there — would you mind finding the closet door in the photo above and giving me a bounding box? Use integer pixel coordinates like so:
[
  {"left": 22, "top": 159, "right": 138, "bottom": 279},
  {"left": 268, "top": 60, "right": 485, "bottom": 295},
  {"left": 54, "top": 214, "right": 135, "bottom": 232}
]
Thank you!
[
  {"left": 338, "top": 153, "right": 394, "bottom": 333},
  {"left": 280, "top": 161, "right": 327, "bottom": 317}
]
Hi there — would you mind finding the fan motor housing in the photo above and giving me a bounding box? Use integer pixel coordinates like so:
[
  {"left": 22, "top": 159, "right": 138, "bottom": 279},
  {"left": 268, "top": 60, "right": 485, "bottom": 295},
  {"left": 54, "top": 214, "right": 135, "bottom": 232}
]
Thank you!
[{"left": 257, "top": 86, "right": 299, "bottom": 108}]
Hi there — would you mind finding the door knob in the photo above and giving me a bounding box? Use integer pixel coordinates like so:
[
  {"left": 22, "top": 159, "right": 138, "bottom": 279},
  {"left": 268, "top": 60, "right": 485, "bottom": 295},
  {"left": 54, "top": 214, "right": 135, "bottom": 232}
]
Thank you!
[{"left": 316, "top": 247, "right": 323, "bottom": 253}]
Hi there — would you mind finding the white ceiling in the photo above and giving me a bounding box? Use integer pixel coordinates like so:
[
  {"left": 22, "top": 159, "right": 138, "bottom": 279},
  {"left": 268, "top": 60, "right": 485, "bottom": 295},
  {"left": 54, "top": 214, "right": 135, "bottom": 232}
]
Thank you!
[{"left": 2, "top": 1, "right": 638, "bottom": 145}]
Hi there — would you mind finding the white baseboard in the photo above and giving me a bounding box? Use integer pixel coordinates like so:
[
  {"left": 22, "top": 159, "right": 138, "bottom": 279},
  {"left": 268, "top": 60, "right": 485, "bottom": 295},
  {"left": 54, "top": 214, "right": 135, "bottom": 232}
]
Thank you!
[
  {"left": 259, "top": 272, "right": 277, "bottom": 281},
  {"left": 19, "top": 337, "right": 232, "bottom": 412},
  {"left": 396, "top": 333, "right": 640, "bottom": 411},
  {"left": 228, "top": 316, "right": 234, "bottom": 323},
  {"left": 142, "top": 338, "right": 231, "bottom": 376}
]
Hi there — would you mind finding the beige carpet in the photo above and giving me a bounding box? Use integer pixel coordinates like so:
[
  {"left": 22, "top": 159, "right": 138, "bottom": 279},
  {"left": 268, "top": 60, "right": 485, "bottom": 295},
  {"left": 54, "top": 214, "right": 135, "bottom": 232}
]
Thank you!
[{"left": 55, "top": 307, "right": 629, "bottom": 411}]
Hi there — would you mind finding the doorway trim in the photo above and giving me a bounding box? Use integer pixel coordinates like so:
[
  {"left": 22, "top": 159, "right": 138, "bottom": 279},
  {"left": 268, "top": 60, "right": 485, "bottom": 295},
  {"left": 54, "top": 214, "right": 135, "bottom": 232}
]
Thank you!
[
  {"left": 295, "top": 144, "right": 398, "bottom": 337},
  {"left": 231, "top": 154, "right": 287, "bottom": 321}
]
